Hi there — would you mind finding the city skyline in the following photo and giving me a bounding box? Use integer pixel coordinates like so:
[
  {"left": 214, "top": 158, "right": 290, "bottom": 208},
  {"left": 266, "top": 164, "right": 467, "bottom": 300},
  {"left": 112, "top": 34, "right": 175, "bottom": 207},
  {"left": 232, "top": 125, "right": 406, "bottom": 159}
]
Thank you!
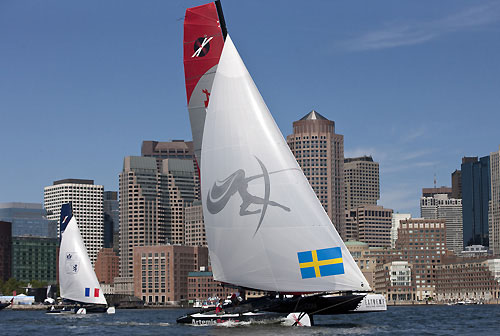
[{"left": 2, "top": 1, "right": 500, "bottom": 217}]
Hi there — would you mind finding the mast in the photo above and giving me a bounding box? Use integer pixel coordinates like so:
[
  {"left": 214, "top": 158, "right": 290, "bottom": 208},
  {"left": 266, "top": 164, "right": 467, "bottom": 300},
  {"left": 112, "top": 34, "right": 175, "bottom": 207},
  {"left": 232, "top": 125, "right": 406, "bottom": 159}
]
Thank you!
[{"left": 215, "top": 0, "right": 228, "bottom": 40}]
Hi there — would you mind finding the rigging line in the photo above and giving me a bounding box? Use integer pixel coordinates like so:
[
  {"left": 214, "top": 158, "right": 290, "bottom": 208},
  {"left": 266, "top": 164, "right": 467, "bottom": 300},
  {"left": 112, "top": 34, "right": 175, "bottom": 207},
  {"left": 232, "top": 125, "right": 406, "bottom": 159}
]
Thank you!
[{"left": 308, "top": 295, "right": 364, "bottom": 316}]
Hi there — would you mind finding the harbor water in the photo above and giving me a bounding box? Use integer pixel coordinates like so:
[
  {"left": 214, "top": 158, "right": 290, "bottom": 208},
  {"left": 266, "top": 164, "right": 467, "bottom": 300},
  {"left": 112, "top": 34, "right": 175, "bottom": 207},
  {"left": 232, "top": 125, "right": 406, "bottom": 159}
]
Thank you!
[{"left": 1, "top": 305, "right": 499, "bottom": 335}]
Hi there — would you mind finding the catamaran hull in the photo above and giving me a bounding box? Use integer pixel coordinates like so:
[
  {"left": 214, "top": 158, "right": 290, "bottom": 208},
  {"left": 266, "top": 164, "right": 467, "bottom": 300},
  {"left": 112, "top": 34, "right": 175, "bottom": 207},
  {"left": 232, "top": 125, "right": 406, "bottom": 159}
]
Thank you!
[
  {"left": 177, "top": 311, "right": 285, "bottom": 325},
  {"left": 46, "top": 305, "right": 110, "bottom": 314},
  {"left": 177, "top": 294, "right": 365, "bottom": 324}
]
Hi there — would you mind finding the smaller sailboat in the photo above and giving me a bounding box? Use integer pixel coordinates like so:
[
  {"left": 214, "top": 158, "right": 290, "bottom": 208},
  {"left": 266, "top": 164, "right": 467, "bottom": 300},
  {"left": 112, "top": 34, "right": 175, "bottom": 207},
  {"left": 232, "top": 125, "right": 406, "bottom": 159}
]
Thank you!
[{"left": 47, "top": 202, "right": 114, "bottom": 314}]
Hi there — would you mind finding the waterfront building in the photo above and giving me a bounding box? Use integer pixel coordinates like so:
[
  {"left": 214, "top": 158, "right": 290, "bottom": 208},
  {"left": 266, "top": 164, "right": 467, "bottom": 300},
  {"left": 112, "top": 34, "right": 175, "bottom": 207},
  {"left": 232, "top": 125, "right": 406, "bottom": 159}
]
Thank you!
[
  {"left": 345, "top": 241, "right": 377, "bottom": 289},
  {"left": 343, "top": 156, "right": 379, "bottom": 210},
  {"left": 132, "top": 245, "right": 209, "bottom": 304},
  {"left": 11, "top": 236, "right": 57, "bottom": 283},
  {"left": 0, "top": 221, "right": 12, "bottom": 281},
  {"left": 287, "top": 110, "right": 346, "bottom": 237},
  {"left": 113, "top": 276, "right": 134, "bottom": 296},
  {"left": 344, "top": 205, "right": 393, "bottom": 248},
  {"left": 185, "top": 200, "right": 206, "bottom": 247},
  {"left": 391, "top": 213, "right": 412, "bottom": 248},
  {"left": 490, "top": 147, "right": 500, "bottom": 255},
  {"left": 461, "top": 156, "right": 490, "bottom": 247},
  {"left": 187, "top": 269, "right": 233, "bottom": 302},
  {"left": 44, "top": 179, "right": 104, "bottom": 264},
  {"left": 0, "top": 202, "right": 56, "bottom": 238},
  {"left": 420, "top": 194, "right": 463, "bottom": 254},
  {"left": 94, "top": 248, "right": 119, "bottom": 284},
  {"left": 374, "top": 261, "right": 415, "bottom": 303},
  {"left": 435, "top": 257, "right": 500, "bottom": 303},
  {"left": 451, "top": 170, "right": 462, "bottom": 199},
  {"left": 103, "top": 191, "right": 119, "bottom": 250},
  {"left": 396, "top": 218, "right": 447, "bottom": 300}
]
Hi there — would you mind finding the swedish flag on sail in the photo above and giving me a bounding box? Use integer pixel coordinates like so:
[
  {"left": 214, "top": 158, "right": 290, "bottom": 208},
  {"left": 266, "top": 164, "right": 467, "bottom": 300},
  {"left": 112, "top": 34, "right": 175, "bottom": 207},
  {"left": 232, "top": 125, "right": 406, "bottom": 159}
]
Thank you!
[{"left": 297, "top": 247, "right": 344, "bottom": 279}]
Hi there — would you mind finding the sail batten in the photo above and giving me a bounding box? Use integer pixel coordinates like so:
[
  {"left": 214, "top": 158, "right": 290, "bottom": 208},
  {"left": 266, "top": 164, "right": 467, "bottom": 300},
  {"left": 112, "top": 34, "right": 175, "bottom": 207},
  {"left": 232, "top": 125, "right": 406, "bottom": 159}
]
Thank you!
[{"left": 201, "top": 35, "right": 370, "bottom": 292}]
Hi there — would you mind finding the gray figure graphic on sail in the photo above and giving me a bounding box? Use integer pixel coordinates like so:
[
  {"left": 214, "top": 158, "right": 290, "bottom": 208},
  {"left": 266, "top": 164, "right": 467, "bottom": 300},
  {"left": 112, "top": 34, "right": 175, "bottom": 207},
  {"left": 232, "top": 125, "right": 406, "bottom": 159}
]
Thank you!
[{"left": 206, "top": 156, "right": 298, "bottom": 235}]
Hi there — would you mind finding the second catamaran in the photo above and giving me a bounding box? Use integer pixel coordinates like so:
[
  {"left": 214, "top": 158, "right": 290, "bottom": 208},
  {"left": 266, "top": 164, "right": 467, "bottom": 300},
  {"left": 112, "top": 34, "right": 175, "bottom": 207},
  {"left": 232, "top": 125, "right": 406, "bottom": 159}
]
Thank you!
[{"left": 47, "top": 203, "right": 114, "bottom": 315}]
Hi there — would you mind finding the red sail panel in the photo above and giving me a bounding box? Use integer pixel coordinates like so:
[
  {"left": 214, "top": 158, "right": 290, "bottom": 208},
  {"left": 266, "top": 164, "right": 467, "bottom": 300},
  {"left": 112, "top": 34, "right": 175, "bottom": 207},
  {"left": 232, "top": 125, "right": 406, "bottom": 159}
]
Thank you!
[
  {"left": 184, "top": 2, "right": 225, "bottom": 103},
  {"left": 183, "top": 1, "right": 226, "bottom": 166}
]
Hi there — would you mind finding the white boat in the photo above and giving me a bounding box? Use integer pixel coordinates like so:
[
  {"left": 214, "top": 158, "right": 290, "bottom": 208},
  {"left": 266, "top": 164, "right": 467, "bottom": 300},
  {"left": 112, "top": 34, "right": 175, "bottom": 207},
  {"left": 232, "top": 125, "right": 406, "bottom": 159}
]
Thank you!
[
  {"left": 178, "top": 1, "right": 385, "bottom": 326},
  {"left": 47, "top": 202, "right": 114, "bottom": 315}
]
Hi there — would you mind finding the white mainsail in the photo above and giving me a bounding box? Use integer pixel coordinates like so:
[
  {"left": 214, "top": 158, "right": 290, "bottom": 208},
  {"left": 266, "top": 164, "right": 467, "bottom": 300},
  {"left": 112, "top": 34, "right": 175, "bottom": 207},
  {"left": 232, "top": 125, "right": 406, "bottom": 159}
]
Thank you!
[
  {"left": 59, "top": 203, "right": 107, "bottom": 305},
  {"left": 201, "top": 35, "right": 369, "bottom": 293}
]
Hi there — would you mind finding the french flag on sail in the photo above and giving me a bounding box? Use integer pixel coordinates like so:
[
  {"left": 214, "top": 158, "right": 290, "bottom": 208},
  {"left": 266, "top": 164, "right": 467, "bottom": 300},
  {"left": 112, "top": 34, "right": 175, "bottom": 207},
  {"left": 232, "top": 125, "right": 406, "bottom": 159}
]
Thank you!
[{"left": 84, "top": 288, "right": 100, "bottom": 297}]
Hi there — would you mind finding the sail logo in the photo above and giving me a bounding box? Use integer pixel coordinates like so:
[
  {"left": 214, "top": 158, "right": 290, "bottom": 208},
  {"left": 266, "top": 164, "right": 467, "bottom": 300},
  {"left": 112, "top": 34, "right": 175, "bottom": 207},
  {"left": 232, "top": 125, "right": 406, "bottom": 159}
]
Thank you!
[
  {"left": 297, "top": 247, "right": 344, "bottom": 279},
  {"left": 192, "top": 36, "right": 213, "bottom": 57},
  {"left": 202, "top": 89, "right": 210, "bottom": 107},
  {"left": 84, "top": 288, "right": 100, "bottom": 298},
  {"left": 65, "top": 252, "right": 80, "bottom": 275},
  {"left": 206, "top": 156, "right": 298, "bottom": 235}
]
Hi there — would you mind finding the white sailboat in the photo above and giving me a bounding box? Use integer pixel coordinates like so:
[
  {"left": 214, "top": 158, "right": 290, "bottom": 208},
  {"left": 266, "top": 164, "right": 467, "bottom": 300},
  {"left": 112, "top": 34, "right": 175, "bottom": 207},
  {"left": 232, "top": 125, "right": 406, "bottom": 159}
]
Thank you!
[
  {"left": 178, "top": 1, "right": 385, "bottom": 325},
  {"left": 47, "top": 202, "right": 114, "bottom": 314}
]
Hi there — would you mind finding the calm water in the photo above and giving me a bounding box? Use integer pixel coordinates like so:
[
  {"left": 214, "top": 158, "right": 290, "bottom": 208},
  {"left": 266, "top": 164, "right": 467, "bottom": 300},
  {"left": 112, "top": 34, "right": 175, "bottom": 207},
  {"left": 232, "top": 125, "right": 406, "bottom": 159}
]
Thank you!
[{"left": 1, "top": 305, "right": 500, "bottom": 335}]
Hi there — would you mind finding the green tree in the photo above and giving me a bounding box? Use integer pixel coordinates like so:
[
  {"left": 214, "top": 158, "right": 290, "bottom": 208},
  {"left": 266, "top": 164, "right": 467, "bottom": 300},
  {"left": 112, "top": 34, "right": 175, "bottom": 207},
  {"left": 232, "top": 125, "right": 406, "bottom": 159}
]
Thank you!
[
  {"left": 29, "top": 280, "right": 48, "bottom": 288},
  {"left": 0, "top": 278, "right": 27, "bottom": 296}
]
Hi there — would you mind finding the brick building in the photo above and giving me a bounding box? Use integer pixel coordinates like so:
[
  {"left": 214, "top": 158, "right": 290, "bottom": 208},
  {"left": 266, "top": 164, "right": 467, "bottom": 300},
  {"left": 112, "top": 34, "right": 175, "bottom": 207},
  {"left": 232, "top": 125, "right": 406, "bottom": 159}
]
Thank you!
[
  {"left": 187, "top": 270, "right": 233, "bottom": 302},
  {"left": 395, "top": 218, "right": 447, "bottom": 300},
  {"left": 345, "top": 205, "right": 393, "bottom": 247},
  {"left": 435, "top": 257, "right": 500, "bottom": 303},
  {"left": 375, "top": 261, "right": 415, "bottom": 303},
  {"left": 133, "top": 245, "right": 208, "bottom": 304},
  {"left": 94, "top": 248, "right": 119, "bottom": 284}
]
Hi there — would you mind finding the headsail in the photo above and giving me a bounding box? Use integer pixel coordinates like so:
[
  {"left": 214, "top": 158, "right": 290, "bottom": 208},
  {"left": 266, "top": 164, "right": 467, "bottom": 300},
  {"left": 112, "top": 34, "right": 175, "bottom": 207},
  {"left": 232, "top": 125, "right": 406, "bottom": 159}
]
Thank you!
[
  {"left": 59, "top": 203, "right": 107, "bottom": 305},
  {"left": 183, "top": 0, "right": 226, "bottom": 166},
  {"left": 201, "top": 35, "right": 370, "bottom": 293}
]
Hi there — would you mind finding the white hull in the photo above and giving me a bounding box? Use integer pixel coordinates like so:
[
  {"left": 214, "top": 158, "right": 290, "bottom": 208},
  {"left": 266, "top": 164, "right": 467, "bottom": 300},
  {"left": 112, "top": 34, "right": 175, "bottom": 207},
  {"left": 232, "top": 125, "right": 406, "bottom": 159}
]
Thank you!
[{"left": 352, "top": 294, "right": 387, "bottom": 312}]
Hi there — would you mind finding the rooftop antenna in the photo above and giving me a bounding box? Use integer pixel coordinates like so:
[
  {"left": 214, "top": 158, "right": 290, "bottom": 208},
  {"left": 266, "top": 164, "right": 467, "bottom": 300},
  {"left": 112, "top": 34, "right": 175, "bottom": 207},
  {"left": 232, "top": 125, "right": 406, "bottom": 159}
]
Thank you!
[{"left": 434, "top": 172, "right": 437, "bottom": 189}]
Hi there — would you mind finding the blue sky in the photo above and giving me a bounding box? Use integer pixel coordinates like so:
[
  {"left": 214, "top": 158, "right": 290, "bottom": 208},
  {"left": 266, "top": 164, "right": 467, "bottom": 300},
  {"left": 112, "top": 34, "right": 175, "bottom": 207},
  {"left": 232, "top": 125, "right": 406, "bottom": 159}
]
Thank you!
[{"left": 1, "top": 0, "right": 499, "bottom": 216}]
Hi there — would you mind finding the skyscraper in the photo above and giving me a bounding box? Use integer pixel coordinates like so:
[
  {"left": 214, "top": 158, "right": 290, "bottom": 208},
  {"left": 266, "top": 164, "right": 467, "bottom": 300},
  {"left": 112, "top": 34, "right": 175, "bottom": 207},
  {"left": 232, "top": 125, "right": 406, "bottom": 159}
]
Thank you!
[
  {"left": 451, "top": 170, "right": 462, "bottom": 199},
  {"left": 489, "top": 147, "right": 500, "bottom": 255},
  {"left": 44, "top": 179, "right": 104, "bottom": 264},
  {"left": 141, "top": 140, "right": 195, "bottom": 172},
  {"left": 461, "top": 156, "right": 490, "bottom": 248},
  {"left": 420, "top": 194, "right": 463, "bottom": 254},
  {"left": 287, "top": 110, "right": 345, "bottom": 236},
  {"left": 119, "top": 154, "right": 198, "bottom": 277},
  {"left": 344, "top": 156, "right": 380, "bottom": 210},
  {"left": 184, "top": 200, "right": 206, "bottom": 247},
  {"left": 119, "top": 156, "right": 161, "bottom": 278},
  {"left": 344, "top": 205, "right": 393, "bottom": 247},
  {"left": 103, "top": 191, "right": 119, "bottom": 250},
  {"left": 161, "top": 158, "right": 198, "bottom": 245}
]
